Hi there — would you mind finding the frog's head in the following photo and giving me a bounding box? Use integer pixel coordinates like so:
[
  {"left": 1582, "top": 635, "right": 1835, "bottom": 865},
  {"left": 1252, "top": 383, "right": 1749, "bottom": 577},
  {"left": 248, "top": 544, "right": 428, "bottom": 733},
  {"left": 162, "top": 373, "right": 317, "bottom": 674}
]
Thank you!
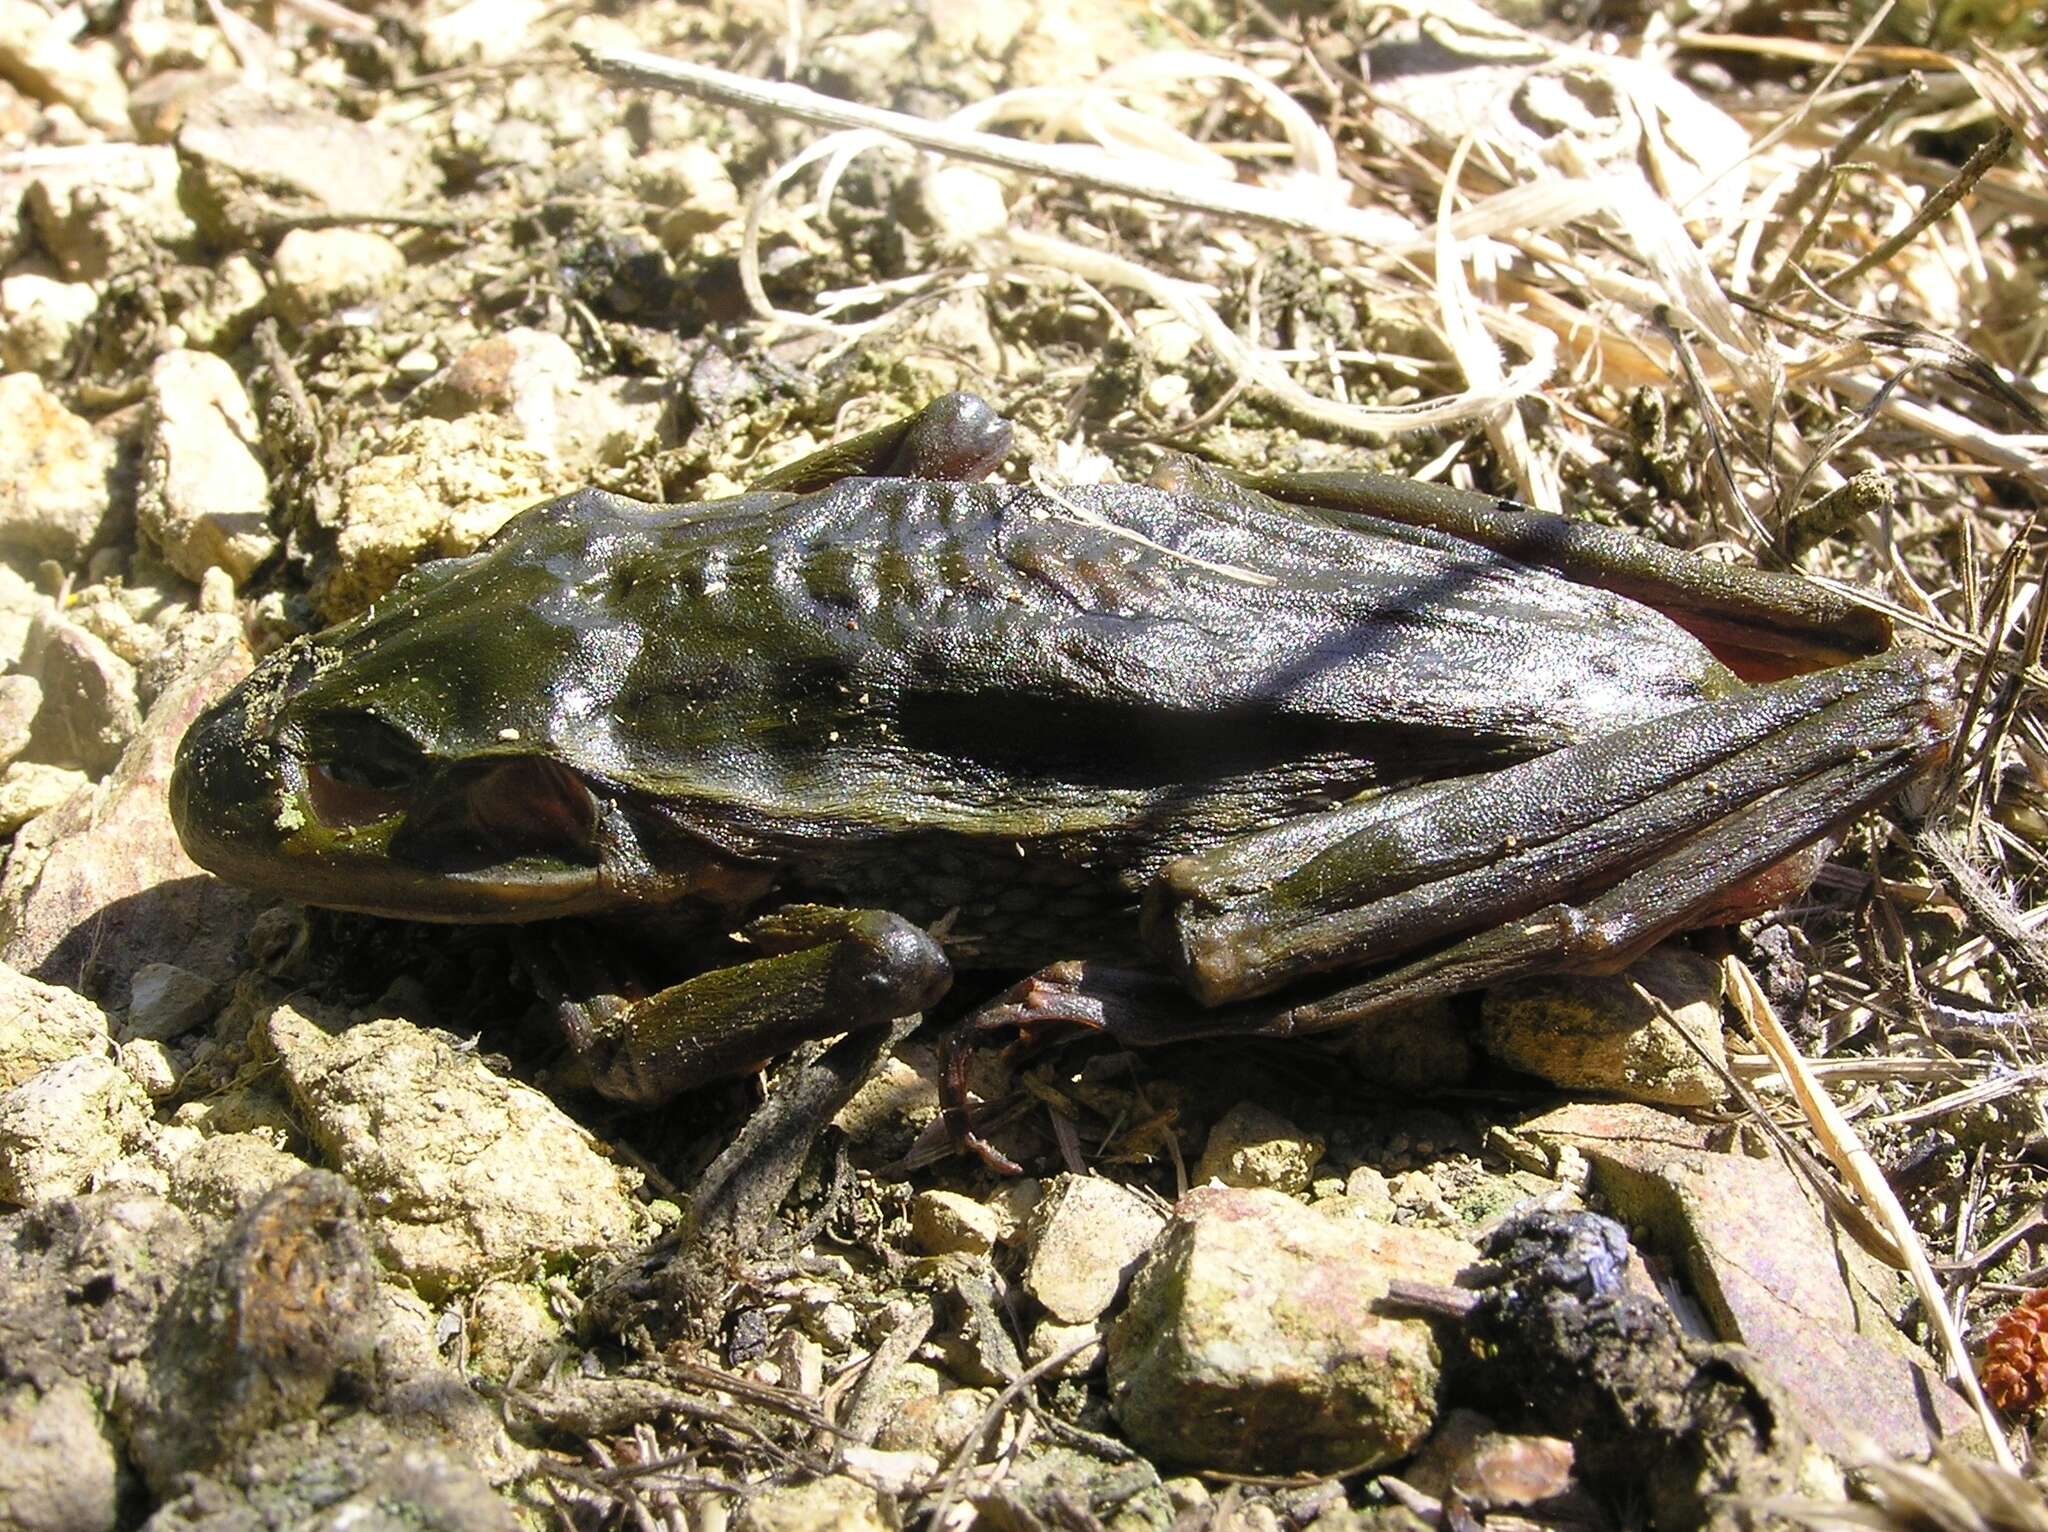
[{"left": 170, "top": 490, "right": 770, "bottom": 922}]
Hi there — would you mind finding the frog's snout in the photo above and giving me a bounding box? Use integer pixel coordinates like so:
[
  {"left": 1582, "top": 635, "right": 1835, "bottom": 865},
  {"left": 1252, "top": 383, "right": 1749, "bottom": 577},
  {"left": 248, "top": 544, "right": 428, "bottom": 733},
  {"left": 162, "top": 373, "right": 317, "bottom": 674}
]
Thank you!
[{"left": 171, "top": 686, "right": 292, "bottom": 878}]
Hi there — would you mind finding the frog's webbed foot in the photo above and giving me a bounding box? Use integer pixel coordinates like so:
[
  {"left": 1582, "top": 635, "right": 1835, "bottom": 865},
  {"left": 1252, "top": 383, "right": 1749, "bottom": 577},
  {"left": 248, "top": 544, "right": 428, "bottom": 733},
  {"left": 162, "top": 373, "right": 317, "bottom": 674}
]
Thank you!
[
  {"left": 1149, "top": 647, "right": 1957, "bottom": 1033},
  {"left": 561, "top": 904, "right": 951, "bottom": 1105}
]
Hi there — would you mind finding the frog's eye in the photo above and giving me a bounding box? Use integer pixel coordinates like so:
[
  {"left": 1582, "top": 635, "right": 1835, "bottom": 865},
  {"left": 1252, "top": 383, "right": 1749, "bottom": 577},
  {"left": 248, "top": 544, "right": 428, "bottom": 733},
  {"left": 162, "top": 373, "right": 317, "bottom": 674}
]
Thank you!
[{"left": 299, "top": 713, "right": 431, "bottom": 826}]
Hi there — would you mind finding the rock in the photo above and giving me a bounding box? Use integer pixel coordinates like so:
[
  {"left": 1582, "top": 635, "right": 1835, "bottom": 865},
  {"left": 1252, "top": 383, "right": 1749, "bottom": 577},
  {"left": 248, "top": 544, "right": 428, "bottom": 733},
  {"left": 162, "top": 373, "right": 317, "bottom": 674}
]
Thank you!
[
  {"left": 418, "top": 328, "right": 665, "bottom": 470},
  {"left": 139, "top": 1414, "right": 523, "bottom": 1532},
  {"left": 921, "top": 163, "right": 1009, "bottom": 255},
  {"left": 0, "top": 0, "right": 125, "bottom": 130},
  {"left": 119, "top": 1172, "right": 378, "bottom": 1494},
  {"left": 24, "top": 145, "right": 195, "bottom": 281},
  {"left": 124, "top": 65, "right": 229, "bottom": 143},
  {"left": 737, "top": 1475, "right": 891, "bottom": 1532},
  {"left": 0, "top": 616, "right": 259, "bottom": 1006},
  {"left": 1193, "top": 1100, "right": 1324, "bottom": 1193},
  {"left": 0, "top": 373, "right": 115, "bottom": 564},
  {"left": 0, "top": 271, "right": 96, "bottom": 375},
  {"left": 269, "top": 226, "right": 407, "bottom": 326},
  {"left": 137, "top": 350, "right": 274, "bottom": 586},
  {"left": 166, "top": 1132, "right": 309, "bottom": 1225},
  {"left": 0, "top": 760, "right": 83, "bottom": 835},
  {"left": 463, "top": 1279, "right": 562, "bottom": 1383},
  {"left": 178, "top": 252, "right": 267, "bottom": 352},
  {"left": 0, "top": 1055, "right": 156, "bottom": 1203},
  {"left": 322, "top": 415, "right": 571, "bottom": 616},
  {"left": 122, "top": 962, "right": 218, "bottom": 1042},
  {"left": 1017, "top": 1173, "right": 1166, "bottom": 1324},
  {"left": 0, "top": 1192, "right": 200, "bottom": 1431},
  {"left": 261, "top": 998, "right": 650, "bottom": 1297},
  {"left": 0, "top": 1377, "right": 126, "bottom": 1532},
  {"left": 176, "top": 86, "right": 432, "bottom": 247},
  {"left": 1480, "top": 947, "right": 1728, "bottom": 1107},
  {"left": 419, "top": 327, "right": 581, "bottom": 440},
  {"left": 1106, "top": 1185, "right": 1475, "bottom": 1473},
  {"left": 1405, "top": 1409, "right": 1578, "bottom": 1511},
  {"left": 910, "top": 1188, "right": 1001, "bottom": 1256},
  {"left": 637, "top": 142, "right": 740, "bottom": 249},
  {"left": 419, "top": 0, "right": 549, "bottom": 68},
  {"left": 1027, "top": 1315, "right": 1103, "bottom": 1377},
  {"left": 0, "top": 671, "right": 36, "bottom": 765},
  {"left": 21, "top": 609, "right": 139, "bottom": 775},
  {"left": 118, "top": 1039, "right": 180, "bottom": 1101},
  {"left": 0, "top": 961, "right": 107, "bottom": 1088},
  {"left": 370, "top": 1283, "right": 530, "bottom": 1484},
  {"left": 1559, "top": 1126, "right": 1979, "bottom": 1459}
]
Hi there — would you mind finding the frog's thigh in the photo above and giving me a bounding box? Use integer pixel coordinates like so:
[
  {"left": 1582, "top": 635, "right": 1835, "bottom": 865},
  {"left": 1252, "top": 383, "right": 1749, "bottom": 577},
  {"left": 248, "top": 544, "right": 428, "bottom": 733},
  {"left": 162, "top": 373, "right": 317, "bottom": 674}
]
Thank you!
[{"left": 569, "top": 905, "right": 951, "bottom": 1105}]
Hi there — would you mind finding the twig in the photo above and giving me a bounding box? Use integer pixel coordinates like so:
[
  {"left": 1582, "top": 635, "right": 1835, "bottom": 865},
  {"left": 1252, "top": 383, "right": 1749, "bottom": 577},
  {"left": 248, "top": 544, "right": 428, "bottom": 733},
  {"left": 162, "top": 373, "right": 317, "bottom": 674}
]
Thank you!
[
  {"left": 1819, "top": 126, "right": 2014, "bottom": 293},
  {"left": 1724, "top": 956, "right": 2018, "bottom": 1469},
  {"left": 577, "top": 44, "right": 1396, "bottom": 244}
]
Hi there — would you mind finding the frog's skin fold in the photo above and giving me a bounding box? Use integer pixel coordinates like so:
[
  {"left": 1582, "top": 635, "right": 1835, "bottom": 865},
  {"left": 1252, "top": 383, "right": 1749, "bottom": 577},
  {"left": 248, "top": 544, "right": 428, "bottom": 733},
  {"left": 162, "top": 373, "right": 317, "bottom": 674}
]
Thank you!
[{"left": 169, "top": 393, "right": 1957, "bottom": 1112}]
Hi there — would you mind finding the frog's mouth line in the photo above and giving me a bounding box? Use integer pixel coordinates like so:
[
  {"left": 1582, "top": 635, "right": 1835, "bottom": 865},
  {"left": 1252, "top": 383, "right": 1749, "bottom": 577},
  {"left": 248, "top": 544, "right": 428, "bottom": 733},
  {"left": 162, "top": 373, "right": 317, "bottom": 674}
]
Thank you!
[{"left": 274, "top": 752, "right": 622, "bottom": 919}]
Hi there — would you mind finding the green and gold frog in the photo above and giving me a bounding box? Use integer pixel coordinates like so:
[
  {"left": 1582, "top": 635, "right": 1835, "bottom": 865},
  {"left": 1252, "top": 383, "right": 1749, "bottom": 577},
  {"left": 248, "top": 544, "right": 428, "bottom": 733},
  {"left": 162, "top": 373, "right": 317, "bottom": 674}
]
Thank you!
[{"left": 170, "top": 393, "right": 1953, "bottom": 1111}]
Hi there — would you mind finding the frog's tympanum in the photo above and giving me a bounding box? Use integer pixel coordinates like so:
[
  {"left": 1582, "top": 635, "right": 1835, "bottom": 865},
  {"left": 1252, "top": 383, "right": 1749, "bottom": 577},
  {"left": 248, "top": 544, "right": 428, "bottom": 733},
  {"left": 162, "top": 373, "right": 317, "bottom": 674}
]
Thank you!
[{"left": 171, "top": 394, "right": 1954, "bottom": 1120}]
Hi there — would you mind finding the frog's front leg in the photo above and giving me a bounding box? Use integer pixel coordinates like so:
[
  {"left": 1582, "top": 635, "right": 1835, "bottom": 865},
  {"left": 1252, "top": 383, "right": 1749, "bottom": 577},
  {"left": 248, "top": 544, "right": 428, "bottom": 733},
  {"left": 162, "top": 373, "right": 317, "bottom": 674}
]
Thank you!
[
  {"left": 1146, "top": 647, "right": 1955, "bottom": 1030},
  {"left": 558, "top": 904, "right": 950, "bottom": 1105}
]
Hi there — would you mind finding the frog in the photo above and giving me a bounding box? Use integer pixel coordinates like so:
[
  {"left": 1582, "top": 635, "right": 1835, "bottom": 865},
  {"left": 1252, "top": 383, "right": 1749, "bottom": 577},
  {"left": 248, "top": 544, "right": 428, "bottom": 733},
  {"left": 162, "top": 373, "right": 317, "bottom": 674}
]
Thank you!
[{"left": 169, "top": 392, "right": 1955, "bottom": 1126}]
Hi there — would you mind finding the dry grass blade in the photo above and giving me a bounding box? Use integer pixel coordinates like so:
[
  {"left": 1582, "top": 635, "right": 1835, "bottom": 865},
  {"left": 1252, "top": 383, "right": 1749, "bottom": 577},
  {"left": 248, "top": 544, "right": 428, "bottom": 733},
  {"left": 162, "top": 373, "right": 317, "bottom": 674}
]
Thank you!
[
  {"left": 1754, "top": 1452, "right": 2048, "bottom": 1532},
  {"left": 1724, "top": 957, "right": 2018, "bottom": 1468}
]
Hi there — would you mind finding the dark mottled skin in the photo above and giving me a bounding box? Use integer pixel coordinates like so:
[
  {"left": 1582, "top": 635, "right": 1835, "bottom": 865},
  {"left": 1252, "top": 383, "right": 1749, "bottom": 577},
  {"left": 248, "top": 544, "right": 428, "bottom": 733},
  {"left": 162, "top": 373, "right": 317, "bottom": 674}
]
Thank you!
[{"left": 172, "top": 473, "right": 1736, "bottom": 947}]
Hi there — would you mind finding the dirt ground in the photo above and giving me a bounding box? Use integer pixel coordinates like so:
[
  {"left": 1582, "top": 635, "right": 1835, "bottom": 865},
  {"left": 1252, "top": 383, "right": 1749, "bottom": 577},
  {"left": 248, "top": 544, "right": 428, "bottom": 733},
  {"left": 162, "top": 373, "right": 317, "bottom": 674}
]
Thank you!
[{"left": 1, "top": 0, "right": 2046, "bottom": 1527}]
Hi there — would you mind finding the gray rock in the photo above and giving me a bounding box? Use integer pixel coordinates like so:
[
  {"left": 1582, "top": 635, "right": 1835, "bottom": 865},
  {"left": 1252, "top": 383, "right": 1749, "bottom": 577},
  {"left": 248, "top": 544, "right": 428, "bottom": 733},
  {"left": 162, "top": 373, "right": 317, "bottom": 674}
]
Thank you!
[
  {"left": 165, "top": 1132, "right": 309, "bottom": 1226},
  {"left": 0, "top": 615, "right": 258, "bottom": 1006},
  {"left": 1026, "top": 1314, "right": 1102, "bottom": 1377},
  {"left": 139, "top": 1414, "right": 522, "bottom": 1532},
  {"left": 0, "top": 1054, "right": 156, "bottom": 1203},
  {"left": 261, "top": 998, "right": 651, "bottom": 1297},
  {"left": 0, "top": 760, "right": 83, "bottom": 836},
  {"left": 1193, "top": 1100, "right": 1323, "bottom": 1193},
  {"left": 0, "top": 1377, "right": 127, "bottom": 1532},
  {"left": 176, "top": 86, "right": 431, "bottom": 247},
  {"left": 1017, "top": 1173, "right": 1166, "bottom": 1323},
  {"left": 736, "top": 1476, "right": 891, "bottom": 1532},
  {"left": 120, "top": 1171, "right": 378, "bottom": 1494},
  {"left": 24, "top": 145, "right": 194, "bottom": 281},
  {"left": 1480, "top": 946, "right": 1728, "bottom": 1107},
  {"left": 0, "top": 959, "right": 108, "bottom": 1089},
  {"left": 122, "top": 962, "right": 219, "bottom": 1042},
  {"left": 0, "top": 0, "right": 126, "bottom": 131},
  {"left": 321, "top": 415, "right": 569, "bottom": 617},
  {"left": 909, "top": 1188, "right": 1000, "bottom": 1256},
  {"left": 269, "top": 227, "right": 407, "bottom": 326},
  {"left": 0, "top": 1189, "right": 201, "bottom": 1393},
  {"left": 418, "top": 327, "right": 666, "bottom": 471},
  {"left": 1106, "top": 1185, "right": 1475, "bottom": 1473},
  {"left": 22, "top": 609, "right": 139, "bottom": 775},
  {"left": 136, "top": 351, "right": 274, "bottom": 586},
  {"left": 0, "top": 372, "right": 115, "bottom": 564},
  {"left": 177, "top": 253, "right": 266, "bottom": 352},
  {"left": 0, "top": 272, "right": 96, "bottom": 375},
  {"left": 117, "top": 1039, "right": 181, "bottom": 1102},
  {"left": 0, "top": 671, "right": 37, "bottom": 766}
]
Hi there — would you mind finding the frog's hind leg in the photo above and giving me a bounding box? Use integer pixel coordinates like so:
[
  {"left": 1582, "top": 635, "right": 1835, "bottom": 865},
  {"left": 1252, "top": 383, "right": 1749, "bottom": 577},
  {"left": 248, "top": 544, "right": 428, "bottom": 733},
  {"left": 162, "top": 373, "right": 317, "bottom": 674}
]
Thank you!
[
  {"left": 1148, "top": 647, "right": 1957, "bottom": 1034},
  {"left": 1228, "top": 463, "right": 1892, "bottom": 675}
]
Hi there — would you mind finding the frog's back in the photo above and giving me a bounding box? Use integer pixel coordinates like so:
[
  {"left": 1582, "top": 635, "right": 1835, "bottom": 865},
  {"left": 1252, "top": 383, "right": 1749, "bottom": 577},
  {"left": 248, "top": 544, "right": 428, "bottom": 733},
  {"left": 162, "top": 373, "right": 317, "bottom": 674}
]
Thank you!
[{"left": 483, "top": 474, "right": 1732, "bottom": 864}]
